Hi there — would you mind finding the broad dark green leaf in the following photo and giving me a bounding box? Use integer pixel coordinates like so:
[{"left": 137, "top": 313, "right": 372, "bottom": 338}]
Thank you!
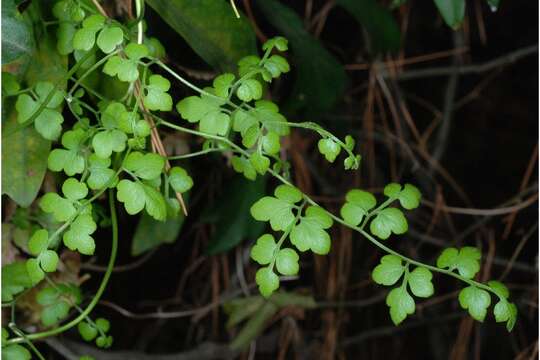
[
  {"left": 146, "top": 0, "right": 257, "bottom": 72},
  {"left": 2, "top": 100, "right": 51, "bottom": 207},
  {"left": 2, "top": 24, "right": 66, "bottom": 207},
  {"left": 433, "top": 0, "right": 466, "bottom": 29},
  {"left": 205, "top": 175, "right": 266, "bottom": 255},
  {"left": 336, "top": 0, "right": 401, "bottom": 53},
  {"left": 131, "top": 211, "right": 185, "bottom": 256},
  {"left": 255, "top": 0, "right": 346, "bottom": 115},
  {"left": 1, "top": 0, "right": 33, "bottom": 64}
]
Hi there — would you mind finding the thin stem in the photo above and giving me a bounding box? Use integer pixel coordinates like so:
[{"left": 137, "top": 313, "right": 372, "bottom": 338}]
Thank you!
[
  {"left": 68, "top": 50, "right": 120, "bottom": 97},
  {"left": 167, "top": 148, "right": 233, "bottom": 160},
  {"left": 230, "top": 0, "right": 241, "bottom": 18},
  {"left": 8, "top": 325, "right": 46, "bottom": 360}
]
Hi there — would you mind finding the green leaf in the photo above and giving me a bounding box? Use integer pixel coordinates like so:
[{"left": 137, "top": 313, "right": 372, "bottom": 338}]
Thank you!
[
  {"left": 458, "top": 286, "right": 491, "bottom": 322},
  {"left": 78, "top": 321, "right": 98, "bottom": 341},
  {"left": 436, "top": 247, "right": 481, "bottom": 279},
  {"left": 36, "top": 284, "right": 81, "bottom": 326},
  {"left": 168, "top": 166, "right": 193, "bottom": 193},
  {"left": 371, "top": 255, "right": 404, "bottom": 286},
  {"left": 237, "top": 79, "right": 263, "bottom": 102},
  {"left": 141, "top": 183, "right": 167, "bottom": 221},
  {"left": 488, "top": 280, "right": 510, "bottom": 299},
  {"left": 48, "top": 129, "right": 86, "bottom": 176},
  {"left": 336, "top": 0, "right": 401, "bottom": 53},
  {"left": 2, "top": 102, "right": 51, "bottom": 207},
  {"left": 199, "top": 110, "right": 231, "bottom": 135},
  {"left": 433, "top": 0, "right": 466, "bottom": 29},
  {"left": 143, "top": 74, "right": 172, "bottom": 111},
  {"left": 275, "top": 248, "right": 299, "bottom": 275},
  {"left": 146, "top": 0, "right": 257, "bottom": 72},
  {"left": 250, "top": 234, "right": 277, "bottom": 265},
  {"left": 263, "top": 55, "right": 290, "bottom": 80},
  {"left": 340, "top": 189, "right": 376, "bottom": 226},
  {"left": 26, "top": 258, "right": 45, "bottom": 284},
  {"left": 250, "top": 185, "right": 303, "bottom": 231},
  {"left": 124, "top": 152, "right": 164, "bottom": 180},
  {"left": 231, "top": 155, "right": 257, "bottom": 180},
  {"left": 63, "top": 214, "right": 97, "bottom": 255},
  {"left": 39, "top": 250, "right": 59, "bottom": 272},
  {"left": 73, "top": 28, "right": 97, "bottom": 51},
  {"left": 103, "top": 46, "right": 144, "bottom": 82},
  {"left": 116, "top": 180, "right": 146, "bottom": 215},
  {"left": 213, "top": 73, "right": 235, "bottom": 98},
  {"left": 249, "top": 152, "right": 270, "bottom": 175},
  {"left": 39, "top": 193, "right": 76, "bottom": 222},
  {"left": 96, "top": 26, "right": 123, "bottom": 53},
  {"left": 290, "top": 206, "right": 333, "bottom": 255},
  {"left": 408, "top": 267, "right": 434, "bottom": 298},
  {"left": 87, "top": 154, "right": 117, "bottom": 190},
  {"left": 274, "top": 184, "right": 303, "bottom": 203},
  {"left": 206, "top": 175, "right": 266, "bottom": 255},
  {"left": 493, "top": 300, "right": 517, "bottom": 331},
  {"left": 384, "top": 183, "right": 422, "bottom": 210},
  {"left": 28, "top": 229, "right": 48, "bottom": 255},
  {"left": 2, "top": 0, "right": 33, "bottom": 64},
  {"left": 2, "top": 344, "right": 31, "bottom": 360},
  {"left": 369, "top": 208, "right": 408, "bottom": 240},
  {"left": 62, "top": 178, "right": 88, "bottom": 201},
  {"left": 131, "top": 209, "right": 185, "bottom": 256},
  {"left": 92, "top": 130, "right": 127, "bottom": 159},
  {"left": 2, "top": 262, "right": 32, "bottom": 302},
  {"left": 263, "top": 36, "right": 288, "bottom": 51},
  {"left": 318, "top": 138, "right": 341, "bottom": 163},
  {"left": 176, "top": 96, "right": 214, "bottom": 123},
  {"left": 386, "top": 287, "right": 415, "bottom": 325},
  {"left": 255, "top": 267, "right": 279, "bottom": 298},
  {"left": 95, "top": 318, "right": 110, "bottom": 333},
  {"left": 261, "top": 131, "right": 280, "bottom": 154},
  {"left": 34, "top": 108, "right": 64, "bottom": 140},
  {"left": 255, "top": 0, "right": 346, "bottom": 114}
]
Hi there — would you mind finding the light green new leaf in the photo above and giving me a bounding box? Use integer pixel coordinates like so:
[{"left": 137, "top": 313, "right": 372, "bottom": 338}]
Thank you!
[
  {"left": 340, "top": 189, "right": 376, "bottom": 226},
  {"left": 48, "top": 129, "right": 86, "bottom": 176},
  {"left": 384, "top": 183, "right": 422, "bottom": 210},
  {"left": 255, "top": 267, "right": 279, "bottom": 298},
  {"left": 124, "top": 152, "right": 164, "bottom": 180},
  {"left": 408, "top": 267, "right": 434, "bottom": 298},
  {"left": 263, "top": 55, "right": 290, "bottom": 80},
  {"left": 199, "top": 110, "right": 230, "bottom": 136},
  {"left": 369, "top": 208, "right": 407, "bottom": 240},
  {"left": 488, "top": 280, "right": 509, "bottom": 298},
  {"left": 459, "top": 286, "right": 491, "bottom": 322},
  {"left": 263, "top": 36, "right": 288, "bottom": 51},
  {"left": 142, "top": 184, "right": 167, "bottom": 221},
  {"left": 168, "top": 166, "right": 193, "bottom": 193},
  {"left": 371, "top": 255, "right": 404, "bottom": 286},
  {"left": 436, "top": 246, "right": 481, "bottom": 279},
  {"left": 318, "top": 138, "right": 341, "bottom": 163},
  {"left": 261, "top": 131, "right": 280, "bottom": 154},
  {"left": 250, "top": 234, "right": 277, "bottom": 265},
  {"left": 231, "top": 155, "right": 257, "bottom": 181},
  {"left": 275, "top": 248, "right": 299, "bottom": 276},
  {"left": 386, "top": 287, "right": 415, "bottom": 325},
  {"left": 249, "top": 152, "right": 270, "bottom": 175},
  {"left": 493, "top": 300, "right": 517, "bottom": 332},
  {"left": 78, "top": 321, "right": 98, "bottom": 341},
  {"left": 26, "top": 258, "right": 45, "bottom": 284}
]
